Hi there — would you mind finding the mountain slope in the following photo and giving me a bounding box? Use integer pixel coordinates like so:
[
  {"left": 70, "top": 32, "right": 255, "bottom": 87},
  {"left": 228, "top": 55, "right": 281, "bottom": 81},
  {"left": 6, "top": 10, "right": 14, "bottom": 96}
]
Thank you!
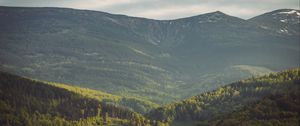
[
  {"left": 0, "top": 71, "right": 160, "bottom": 114},
  {"left": 0, "top": 6, "right": 299, "bottom": 104},
  {"left": 0, "top": 71, "right": 166, "bottom": 126},
  {"left": 46, "top": 82, "right": 159, "bottom": 114},
  {"left": 249, "top": 9, "right": 300, "bottom": 36},
  {"left": 146, "top": 68, "right": 300, "bottom": 125},
  {"left": 0, "top": 6, "right": 179, "bottom": 104}
]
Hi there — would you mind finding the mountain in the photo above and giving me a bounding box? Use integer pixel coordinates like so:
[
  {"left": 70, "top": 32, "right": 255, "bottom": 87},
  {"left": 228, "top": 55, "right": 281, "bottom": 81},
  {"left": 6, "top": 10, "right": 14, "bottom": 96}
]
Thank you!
[
  {"left": 249, "top": 9, "right": 300, "bottom": 36},
  {"left": 146, "top": 68, "right": 300, "bottom": 126},
  {"left": 0, "top": 71, "right": 166, "bottom": 126},
  {"left": 0, "top": 6, "right": 299, "bottom": 104}
]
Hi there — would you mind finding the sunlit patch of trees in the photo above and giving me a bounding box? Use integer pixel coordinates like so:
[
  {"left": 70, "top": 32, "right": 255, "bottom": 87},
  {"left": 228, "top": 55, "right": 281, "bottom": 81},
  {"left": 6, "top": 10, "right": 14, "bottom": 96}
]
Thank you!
[
  {"left": 210, "top": 92, "right": 300, "bottom": 126},
  {"left": 147, "top": 68, "right": 300, "bottom": 125},
  {"left": 0, "top": 71, "right": 167, "bottom": 126}
]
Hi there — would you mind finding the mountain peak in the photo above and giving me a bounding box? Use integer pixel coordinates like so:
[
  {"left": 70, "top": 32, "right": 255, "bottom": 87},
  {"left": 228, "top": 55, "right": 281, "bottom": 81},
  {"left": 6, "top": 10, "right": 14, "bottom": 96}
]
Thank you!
[
  {"left": 212, "top": 11, "right": 225, "bottom": 14},
  {"left": 250, "top": 9, "right": 300, "bottom": 21},
  {"left": 192, "top": 11, "right": 239, "bottom": 23},
  {"left": 202, "top": 11, "right": 227, "bottom": 17},
  {"left": 249, "top": 9, "right": 300, "bottom": 35},
  {"left": 172, "top": 10, "right": 237, "bottom": 24}
]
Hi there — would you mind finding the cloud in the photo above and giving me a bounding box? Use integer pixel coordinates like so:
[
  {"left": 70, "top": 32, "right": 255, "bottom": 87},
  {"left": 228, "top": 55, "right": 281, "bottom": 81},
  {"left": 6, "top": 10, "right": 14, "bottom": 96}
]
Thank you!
[
  {"left": 0, "top": 0, "right": 139, "bottom": 9},
  {"left": 0, "top": 0, "right": 299, "bottom": 19},
  {"left": 117, "top": 4, "right": 263, "bottom": 20},
  {"left": 96, "top": 0, "right": 300, "bottom": 19}
]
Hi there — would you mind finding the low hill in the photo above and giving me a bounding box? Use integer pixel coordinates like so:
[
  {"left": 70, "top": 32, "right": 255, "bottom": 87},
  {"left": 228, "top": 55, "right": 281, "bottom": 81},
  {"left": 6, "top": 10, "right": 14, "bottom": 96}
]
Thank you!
[
  {"left": 210, "top": 92, "right": 299, "bottom": 126},
  {"left": 146, "top": 68, "right": 300, "bottom": 126},
  {"left": 0, "top": 71, "right": 164, "bottom": 126}
]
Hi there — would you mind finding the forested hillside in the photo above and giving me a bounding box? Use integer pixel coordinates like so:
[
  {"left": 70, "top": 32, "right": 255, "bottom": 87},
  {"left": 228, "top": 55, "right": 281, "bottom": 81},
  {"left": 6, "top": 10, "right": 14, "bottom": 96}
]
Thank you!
[
  {"left": 147, "top": 68, "right": 300, "bottom": 126},
  {"left": 0, "top": 67, "right": 299, "bottom": 126},
  {"left": 0, "top": 71, "right": 167, "bottom": 126},
  {"left": 45, "top": 81, "right": 159, "bottom": 114},
  {"left": 210, "top": 92, "right": 299, "bottom": 126}
]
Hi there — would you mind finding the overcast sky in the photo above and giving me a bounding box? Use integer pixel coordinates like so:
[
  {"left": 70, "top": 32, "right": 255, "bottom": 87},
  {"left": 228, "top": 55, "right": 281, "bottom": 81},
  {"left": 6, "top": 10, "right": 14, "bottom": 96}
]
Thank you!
[{"left": 0, "top": 0, "right": 299, "bottom": 19}]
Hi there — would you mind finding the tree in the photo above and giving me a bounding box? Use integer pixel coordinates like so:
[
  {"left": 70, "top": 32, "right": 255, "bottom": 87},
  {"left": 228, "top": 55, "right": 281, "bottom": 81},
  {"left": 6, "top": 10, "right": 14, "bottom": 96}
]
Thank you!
[
  {"left": 103, "top": 112, "right": 110, "bottom": 125},
  {"left": 81, "top": 109, "right": 85, "bottom": 119}
]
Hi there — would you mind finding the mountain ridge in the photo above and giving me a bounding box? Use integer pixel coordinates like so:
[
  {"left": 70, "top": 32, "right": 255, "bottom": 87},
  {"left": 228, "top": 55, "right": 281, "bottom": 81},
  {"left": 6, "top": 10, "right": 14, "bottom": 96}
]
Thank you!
[{"left": 1, "top": 5, "right": 294, "bottom": 21}]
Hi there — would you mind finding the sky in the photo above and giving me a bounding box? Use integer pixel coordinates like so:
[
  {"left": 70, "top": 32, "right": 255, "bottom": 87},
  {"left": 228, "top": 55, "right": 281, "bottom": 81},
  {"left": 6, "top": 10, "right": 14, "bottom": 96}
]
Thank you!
[{"left": 0, "top": 0, "right": 299, "bottom": 20}]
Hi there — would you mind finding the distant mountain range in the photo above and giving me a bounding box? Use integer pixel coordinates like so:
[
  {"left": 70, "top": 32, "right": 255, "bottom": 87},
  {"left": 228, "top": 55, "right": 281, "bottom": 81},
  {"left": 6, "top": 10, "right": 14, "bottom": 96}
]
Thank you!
[{"left": 0, "top": 6, "right": 299, "bottom": 104}]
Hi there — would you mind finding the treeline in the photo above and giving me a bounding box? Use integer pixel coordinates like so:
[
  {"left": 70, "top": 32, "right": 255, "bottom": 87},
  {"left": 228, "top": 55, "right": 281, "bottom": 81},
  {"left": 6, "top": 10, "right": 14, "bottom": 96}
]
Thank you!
[
  {"left": 146, "top": 68, "right": 300, "bottom": 125},
  {"left": 0, "top": 71, "right": 167, "bottom": 126}
]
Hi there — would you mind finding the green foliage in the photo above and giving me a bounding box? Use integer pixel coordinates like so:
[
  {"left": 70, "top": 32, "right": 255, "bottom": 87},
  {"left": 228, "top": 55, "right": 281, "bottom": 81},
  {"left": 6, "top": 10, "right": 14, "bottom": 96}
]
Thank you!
[
  {"left": 45, "top": 81, "right": 159, "bottom": 114},
  {"left": 147, "top": 68, "right": 300, "bottom": 125},
  {"left": 211, "top": 92, "right": 300, "bottom": 126},
  {"left": 0, "top": 71, "right": 166, "bottom": 126}
]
